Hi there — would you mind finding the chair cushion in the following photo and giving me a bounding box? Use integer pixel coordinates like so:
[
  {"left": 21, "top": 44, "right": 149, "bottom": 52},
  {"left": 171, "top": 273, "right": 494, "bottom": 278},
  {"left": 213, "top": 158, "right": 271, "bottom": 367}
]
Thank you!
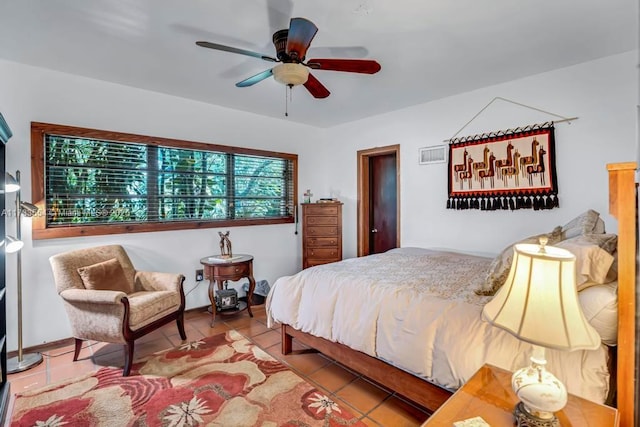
[
  {"left": 77, "top": 258, "right": 132, "bottom": 293},
  {"left": 127, "top": 290, "right": 181, "bottom": 330}
]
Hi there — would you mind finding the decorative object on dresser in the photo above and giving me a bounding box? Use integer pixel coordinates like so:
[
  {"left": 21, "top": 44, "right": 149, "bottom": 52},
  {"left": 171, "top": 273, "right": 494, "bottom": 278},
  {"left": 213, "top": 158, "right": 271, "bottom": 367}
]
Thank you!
[
  {"left": 303, "top": 189, "right": 313, "bottom": 204},
  {"left": 49, "top": 244, "right": 187, "bottom": 376},
  {"left": 6, "top": 170, "right": 43, "bottom": 374},
  {"left": 200, "top": 254, "right": 256, "bottom": 326},
  {"left": 447, "top": 122, "right": 559, "bottom": 211},
  {"left": 301, "top": 202, "right": 343, "bottom": 269},
  {"left": 482, "top": 238, "right": 601, "bottom": 427}
]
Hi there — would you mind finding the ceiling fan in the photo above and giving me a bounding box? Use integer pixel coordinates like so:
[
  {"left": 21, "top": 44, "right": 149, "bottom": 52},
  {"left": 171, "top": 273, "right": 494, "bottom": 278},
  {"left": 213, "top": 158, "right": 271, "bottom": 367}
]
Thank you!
[{"left": 195, "top": 17, "right": 381, "bottom": 99}]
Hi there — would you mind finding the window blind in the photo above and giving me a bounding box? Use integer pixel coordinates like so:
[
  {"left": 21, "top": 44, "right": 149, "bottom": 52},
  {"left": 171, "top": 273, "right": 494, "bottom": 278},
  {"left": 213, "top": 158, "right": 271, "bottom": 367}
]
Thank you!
[{"left": 44, "top": 134, "right": 295, "bottom": 227}]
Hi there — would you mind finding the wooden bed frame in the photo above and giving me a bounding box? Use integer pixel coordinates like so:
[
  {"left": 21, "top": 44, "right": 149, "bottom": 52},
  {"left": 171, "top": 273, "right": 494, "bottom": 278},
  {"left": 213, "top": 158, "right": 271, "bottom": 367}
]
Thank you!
[{"left": 281, "top": 162, "right": 637, "bottom": 427}]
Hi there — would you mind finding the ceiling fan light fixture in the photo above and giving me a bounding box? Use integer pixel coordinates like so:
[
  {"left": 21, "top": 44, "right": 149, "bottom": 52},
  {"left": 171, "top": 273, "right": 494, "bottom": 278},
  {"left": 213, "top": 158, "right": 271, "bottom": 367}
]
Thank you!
[{"left": 273, "top": 63, "right": 309, "bottom": 86}]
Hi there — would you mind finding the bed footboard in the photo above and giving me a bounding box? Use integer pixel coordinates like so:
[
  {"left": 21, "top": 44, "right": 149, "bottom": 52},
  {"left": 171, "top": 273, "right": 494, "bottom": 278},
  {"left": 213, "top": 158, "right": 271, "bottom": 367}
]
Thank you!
[{"left": 281, "top": 324, "right": 452, "bottom": 412}]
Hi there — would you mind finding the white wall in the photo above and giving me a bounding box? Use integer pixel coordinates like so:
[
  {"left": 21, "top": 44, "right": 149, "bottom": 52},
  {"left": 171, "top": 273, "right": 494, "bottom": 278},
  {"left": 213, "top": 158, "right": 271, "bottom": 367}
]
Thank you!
[
  {"left": 0, "top": 59, "right": 320, "bottom": 350},
  {"left": 305, "top": 51, "right": 638, "bottom": 258}
]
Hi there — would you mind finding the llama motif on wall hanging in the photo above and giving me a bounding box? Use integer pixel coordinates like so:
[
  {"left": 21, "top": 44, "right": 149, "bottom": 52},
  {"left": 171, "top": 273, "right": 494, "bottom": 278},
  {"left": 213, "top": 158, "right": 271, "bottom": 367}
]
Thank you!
[{"left": 447, "top": 122, "right": 558, "bottom": 210}]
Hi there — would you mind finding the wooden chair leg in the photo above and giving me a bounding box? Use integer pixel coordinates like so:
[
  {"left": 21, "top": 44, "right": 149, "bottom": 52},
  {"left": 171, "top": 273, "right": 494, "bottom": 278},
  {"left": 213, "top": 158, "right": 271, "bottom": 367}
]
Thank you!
[
  {"left": 123, "top": 341, "right": 135, "bottom": 376},
  {"left": 177, "top": 313, "right": 187, "bottom": 341},
  {"left": 73, "top": 338, "right": 83, "bottom": 361}
]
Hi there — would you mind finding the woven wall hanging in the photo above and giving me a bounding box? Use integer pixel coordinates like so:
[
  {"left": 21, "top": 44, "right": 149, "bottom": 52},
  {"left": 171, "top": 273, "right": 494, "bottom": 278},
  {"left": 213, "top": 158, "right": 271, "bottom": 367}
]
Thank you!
[{"left": 446, "top": 122, "right": 558, "bottom": 211}]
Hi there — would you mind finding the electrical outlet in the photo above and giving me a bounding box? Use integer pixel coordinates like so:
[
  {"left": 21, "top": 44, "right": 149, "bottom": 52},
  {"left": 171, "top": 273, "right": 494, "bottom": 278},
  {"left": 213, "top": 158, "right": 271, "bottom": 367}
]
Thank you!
[{"left": 195, "top": 269, "right": 204, "bottom": 282}]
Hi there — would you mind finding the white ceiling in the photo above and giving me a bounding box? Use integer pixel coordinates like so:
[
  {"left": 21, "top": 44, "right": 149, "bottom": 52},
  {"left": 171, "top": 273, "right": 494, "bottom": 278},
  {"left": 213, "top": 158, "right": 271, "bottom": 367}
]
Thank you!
[{"left": 0, "top": 1, "right": 636, "bottom": 128}]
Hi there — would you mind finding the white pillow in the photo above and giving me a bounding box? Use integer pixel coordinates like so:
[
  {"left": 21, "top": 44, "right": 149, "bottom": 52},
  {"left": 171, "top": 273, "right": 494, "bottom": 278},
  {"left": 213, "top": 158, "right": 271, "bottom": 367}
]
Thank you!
[
  {"left": 578, "top": 282, "right": 617, "bottom": 346},
  {"left": 555, "top": 240, "right": 615, "bottom": 290}
]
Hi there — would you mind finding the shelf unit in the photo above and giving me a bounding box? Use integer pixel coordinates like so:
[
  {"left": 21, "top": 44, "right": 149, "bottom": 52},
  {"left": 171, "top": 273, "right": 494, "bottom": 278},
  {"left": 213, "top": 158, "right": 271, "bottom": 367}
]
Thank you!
[{"left": 0, "top": 135, "right": 9, "bottom": 419}]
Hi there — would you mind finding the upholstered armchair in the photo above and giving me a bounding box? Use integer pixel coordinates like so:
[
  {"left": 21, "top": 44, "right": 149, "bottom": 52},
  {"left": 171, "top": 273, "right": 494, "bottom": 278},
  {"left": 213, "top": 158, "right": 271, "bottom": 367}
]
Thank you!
[{"left": 49, "top": 244, "right": 186, "bottom": 376}]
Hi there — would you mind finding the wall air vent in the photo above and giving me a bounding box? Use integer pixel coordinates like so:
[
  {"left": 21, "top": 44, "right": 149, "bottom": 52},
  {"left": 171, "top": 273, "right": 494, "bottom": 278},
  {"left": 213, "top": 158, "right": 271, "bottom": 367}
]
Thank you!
[{"left": 419, "top": 145, "right": 447, "bottom": 165}]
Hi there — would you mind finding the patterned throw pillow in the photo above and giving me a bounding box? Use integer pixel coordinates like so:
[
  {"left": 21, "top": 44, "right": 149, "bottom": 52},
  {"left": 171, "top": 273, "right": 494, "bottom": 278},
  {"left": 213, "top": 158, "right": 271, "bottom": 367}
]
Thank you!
[
  {"left": 561, "top": 209, "right": 601, "bottom": 239},
  {"left": 475, "top": 226, "right": 564, "bottom": 296}
]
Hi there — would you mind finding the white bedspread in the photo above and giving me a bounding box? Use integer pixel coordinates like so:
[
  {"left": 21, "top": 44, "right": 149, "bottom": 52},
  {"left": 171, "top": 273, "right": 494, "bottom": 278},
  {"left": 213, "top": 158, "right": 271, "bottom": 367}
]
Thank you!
[{"left": 266, "top": 248, "right": 610, "bottom": 403}]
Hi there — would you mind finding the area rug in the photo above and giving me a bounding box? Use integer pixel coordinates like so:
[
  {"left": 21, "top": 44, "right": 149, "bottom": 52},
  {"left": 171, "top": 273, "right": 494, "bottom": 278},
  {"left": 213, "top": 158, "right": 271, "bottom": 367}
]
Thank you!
[{"left": 10, "top": 330, "right": 367, "bottom": 426}]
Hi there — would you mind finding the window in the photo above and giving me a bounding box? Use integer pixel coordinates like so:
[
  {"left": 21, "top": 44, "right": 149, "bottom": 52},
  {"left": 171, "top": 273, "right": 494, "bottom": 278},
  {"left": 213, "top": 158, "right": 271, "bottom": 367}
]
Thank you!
[{"left": 31, "top": 122, "right": 297, "bottom": 239}]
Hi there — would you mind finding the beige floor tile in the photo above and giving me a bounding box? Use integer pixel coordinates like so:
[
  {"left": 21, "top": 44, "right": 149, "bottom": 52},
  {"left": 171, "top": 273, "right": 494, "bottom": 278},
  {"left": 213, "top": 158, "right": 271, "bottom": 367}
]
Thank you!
[
  {"left": 360, "top": 416, "right": 384, "bottom": 426},
  {"left": 46, "top": 351, "right": 79, "bottom": 368},
  {"left": 368, "top": 395, "right": 430, "bottom": 427},
  {"left": 43, "top": 341, "right": 89, "bottom": 359},
  {"left": 335, "top": 378, "right": 392, "bottom": 414},
  {"left": 250, "top": 330, "right": 281, "bottom": 349},
  {"left": 221, "top": 315, "right": 254, "bottom": 329},
  {"left": 89, "top": 341, "right": 124, "bottom": 357},
  {"left": 136, "top": 328, "right": 167, "bottom": 343},
  {"left": 48, "top": 358, "right": 97, "bottom": 384},
  {"left": 308, "top": 362, "right": 358, "bottom": 393},
  {"left": 235, "top": 322, "right": 270, "bottom": 337},
  {"left": 280, "top": 351, "right": 332, "bottom": 375},
  {"left": 194, "top": 322, "right": 232, "bottom": 338}
]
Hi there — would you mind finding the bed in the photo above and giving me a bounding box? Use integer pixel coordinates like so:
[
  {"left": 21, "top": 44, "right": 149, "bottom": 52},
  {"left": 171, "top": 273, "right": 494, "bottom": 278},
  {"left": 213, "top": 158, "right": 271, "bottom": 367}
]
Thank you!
[{"left": 266, "top": 162, "right": 637, "bottom": 426}]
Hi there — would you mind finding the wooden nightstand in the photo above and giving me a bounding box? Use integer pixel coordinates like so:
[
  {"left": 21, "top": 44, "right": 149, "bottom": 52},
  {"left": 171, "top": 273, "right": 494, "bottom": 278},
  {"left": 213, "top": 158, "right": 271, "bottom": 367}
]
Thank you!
[
  {"left": 422, "top": 364, "right": 618, "bottom": 426},
  {"left": 200, "top": 254, "right": 256, "bottom": 327}
]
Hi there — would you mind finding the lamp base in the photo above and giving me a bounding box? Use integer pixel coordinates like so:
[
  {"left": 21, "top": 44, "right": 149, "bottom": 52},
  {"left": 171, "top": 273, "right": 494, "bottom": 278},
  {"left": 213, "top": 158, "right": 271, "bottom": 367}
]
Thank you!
[
  {"left": 514, "top": 402, "right": 559, "bottom": 427},
  {"left": 7, "top": 352, "right": 43, "bottom": 374}
]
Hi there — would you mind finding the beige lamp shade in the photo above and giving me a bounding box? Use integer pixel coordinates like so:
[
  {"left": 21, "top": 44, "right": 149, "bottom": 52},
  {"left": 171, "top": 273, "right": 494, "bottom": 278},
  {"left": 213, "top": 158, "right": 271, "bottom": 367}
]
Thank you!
[{"left": 482, "top": 243, "right": 601, "bottom": 351}]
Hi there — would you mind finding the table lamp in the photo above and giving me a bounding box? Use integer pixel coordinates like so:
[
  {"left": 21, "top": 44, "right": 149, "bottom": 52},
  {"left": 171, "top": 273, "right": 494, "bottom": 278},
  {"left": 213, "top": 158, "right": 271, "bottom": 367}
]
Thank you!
[{"left": 482, "top": 238, "right": 600, "bottom": 427}]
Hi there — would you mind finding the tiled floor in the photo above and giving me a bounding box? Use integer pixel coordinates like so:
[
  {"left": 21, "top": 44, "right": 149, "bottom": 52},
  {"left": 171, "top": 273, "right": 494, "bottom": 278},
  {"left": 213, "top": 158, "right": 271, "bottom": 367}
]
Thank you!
[{"left": 4, "top": 305, "right": 432, "bottom": 426}]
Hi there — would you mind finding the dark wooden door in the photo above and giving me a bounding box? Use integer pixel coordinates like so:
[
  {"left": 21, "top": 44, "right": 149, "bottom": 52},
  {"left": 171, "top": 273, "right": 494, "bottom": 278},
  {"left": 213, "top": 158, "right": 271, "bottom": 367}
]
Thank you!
[{"left": 369, "top": 153, "right": 397, "bottom": 254}]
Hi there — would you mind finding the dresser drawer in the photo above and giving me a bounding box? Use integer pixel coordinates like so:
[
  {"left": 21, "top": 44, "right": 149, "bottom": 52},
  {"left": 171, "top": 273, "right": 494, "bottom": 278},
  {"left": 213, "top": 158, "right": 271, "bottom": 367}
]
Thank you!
[
  {"left": 306, "top": 259, "right": 338, "bottom": 268},
  {"left": 307, "top": 237, "right": 339, "bottom": 247},
  {"left": 304, "top": 205, "right": 339, "bottom": 216},
  {"left": 306, "top": 226, "right": 338, "bottom": 236},
  {"left": 305, "top": 215, "right": 338, "bottom": 226},
  {"left": 307, "top": 248, "right": 340, "bottom": 259}
]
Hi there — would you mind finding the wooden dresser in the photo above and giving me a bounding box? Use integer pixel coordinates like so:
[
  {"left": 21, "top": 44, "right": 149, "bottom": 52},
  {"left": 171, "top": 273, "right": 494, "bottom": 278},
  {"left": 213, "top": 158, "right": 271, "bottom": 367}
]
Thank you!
[{"left": 302, "top": 202, "right": 343, "bottom": 269}]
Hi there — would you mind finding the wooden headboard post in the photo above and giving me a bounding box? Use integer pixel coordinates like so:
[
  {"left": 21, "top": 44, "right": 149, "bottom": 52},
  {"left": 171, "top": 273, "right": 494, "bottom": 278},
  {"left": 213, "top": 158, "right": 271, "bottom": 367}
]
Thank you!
[{"left": 607, "top": 162, "right": 637, "bottom": 427}]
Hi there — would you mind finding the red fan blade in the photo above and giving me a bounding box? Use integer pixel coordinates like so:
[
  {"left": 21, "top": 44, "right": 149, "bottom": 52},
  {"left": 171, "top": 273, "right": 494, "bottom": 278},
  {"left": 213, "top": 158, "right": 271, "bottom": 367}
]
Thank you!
[
  {"left": 196, "top": 41, "right": 278, "bottom": 62},
  {"left": 286, "top": 17, "right": 318, "bottom": 61},
  {"left": 303, "top": 73, "right": 330, "bottom": 98},
  {"left": 306, "top": 58, "right": 381, "bottom": 74}
]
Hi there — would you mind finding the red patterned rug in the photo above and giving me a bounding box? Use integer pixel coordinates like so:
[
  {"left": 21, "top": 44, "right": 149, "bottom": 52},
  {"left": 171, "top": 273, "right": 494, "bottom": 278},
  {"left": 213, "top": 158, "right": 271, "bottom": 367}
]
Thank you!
[{"left": 10, "top": 330, "right": 367, "bottom": 426}]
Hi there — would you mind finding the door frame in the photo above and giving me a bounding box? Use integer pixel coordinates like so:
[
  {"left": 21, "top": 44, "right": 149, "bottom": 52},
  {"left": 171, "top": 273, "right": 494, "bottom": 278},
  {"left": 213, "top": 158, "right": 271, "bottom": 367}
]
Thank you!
[{"left": 357, "top": 144, "right": 401, "bottom": 257}]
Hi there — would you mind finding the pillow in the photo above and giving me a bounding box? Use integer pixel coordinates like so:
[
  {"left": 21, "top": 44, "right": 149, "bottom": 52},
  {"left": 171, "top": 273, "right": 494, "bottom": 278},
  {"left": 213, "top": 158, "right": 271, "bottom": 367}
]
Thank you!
[
  {"left": 578, "top": 282, "right": 618, "bottom": 346},
  {"left": 555, "top": 240, "right": 615, "bottom": 290},
  {"left": 593, "top": 217, "right": 606, "bottom": 234},
  {"left": 564, "top": 233, "right": 618, "bottom": 255},
  {"left": 475, "top": 226, "right": 564, "bottom": 296},
  {"left": 77, "top": 258, "right": 131, "bottom": 293},
  {"left": 561, "top": 209, "right": 601, "bottom": 239}
]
